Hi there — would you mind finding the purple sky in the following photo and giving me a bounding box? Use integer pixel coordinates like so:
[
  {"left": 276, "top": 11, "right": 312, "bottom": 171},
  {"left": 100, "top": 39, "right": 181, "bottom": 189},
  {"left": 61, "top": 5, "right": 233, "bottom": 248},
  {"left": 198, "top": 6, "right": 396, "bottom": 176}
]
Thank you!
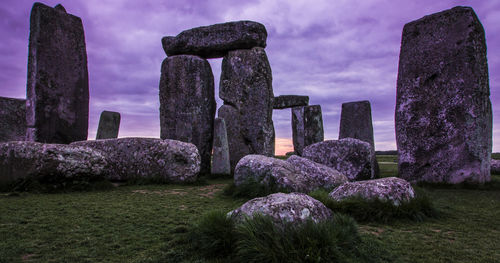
[{"left": 1, "top": 0, "right": 499, "bottom": 154}]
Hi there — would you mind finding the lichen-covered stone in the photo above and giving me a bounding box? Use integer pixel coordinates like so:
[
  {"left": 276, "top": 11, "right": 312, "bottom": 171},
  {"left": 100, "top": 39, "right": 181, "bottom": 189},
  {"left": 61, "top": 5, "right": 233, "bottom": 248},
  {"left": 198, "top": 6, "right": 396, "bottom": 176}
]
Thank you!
[
  {"left": 159, "top": 55, "right": 215, "bottom": 175},
  {"left": 96, "top": 111, "right": 120, "bottom": 139},
  {"left": 273, "top": 95, "right": 309, "bottom": 109},
  {"left": 71, "top": 138, "right": 200, "bottom": 182},
  {"left": 0, "top": 97, "right": 26, "bottom": 142},
  {"left": 286, "top": 155, "right": 348, "bottom": 190},
  {"left": 228, "top": 192, "right": 333, "bottom": 226},
  {"left": 26, "top": 3, "right": 89, "bottom": 143},
  {"left": 395, "top": 6, "right": 491, "bottom": 184},
  {"left": 162, "top": 21, "right": 267, "bottom": 58},
  {"left": 292, "top": 105, "right": 324, "bottom": 156},
  {"left": 302, "top": 138, "right": 376, "bottom": 181},
  {"left": 211, "top": 118, "right": 230, "bottom": 175},
  {"left": 219, "top": 47, "right": 274, "bottom": 171},
  {"left": 0, "top": 141, "right": 107, "bottom": 185},
  {"left": 329, "top": 177, "right": 415, "bottom": 206}
]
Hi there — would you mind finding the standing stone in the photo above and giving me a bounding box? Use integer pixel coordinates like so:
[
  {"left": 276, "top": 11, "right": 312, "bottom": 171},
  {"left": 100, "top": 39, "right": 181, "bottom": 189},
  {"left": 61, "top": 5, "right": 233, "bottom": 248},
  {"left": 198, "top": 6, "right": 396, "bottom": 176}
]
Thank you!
[
  {"left": 219, "top": 47, "right": 275, "bottom": 171},
  {"left": 159, "top": 55, "right": 216, "bottom": 175},
  {"left": 395, "top": 6, "right": 491, "bottom": 184},
  {"left": 0, "top": 97, "right": 26, "bottom": 142},
  {"left": 96, "top": 111, "right": 120, "bottom": 139},
  {"left": 26, "top": 3, "right": 89, "bottom": 144},
  {"left": 273, "top": 95, "right": 309, "bottom": 109},
  {"left": 211, "top": 118, "right": 230, "bottom": 175},
  {"left": 292, "top": 105, "right": 324, "bottom": 156}
]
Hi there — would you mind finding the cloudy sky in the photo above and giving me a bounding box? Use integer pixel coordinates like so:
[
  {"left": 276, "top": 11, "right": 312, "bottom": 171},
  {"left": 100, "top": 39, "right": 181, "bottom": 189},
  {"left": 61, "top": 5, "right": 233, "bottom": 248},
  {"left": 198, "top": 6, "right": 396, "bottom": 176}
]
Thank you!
[{"left": 1, "top": 0, "right": 499, "bottom": 154}]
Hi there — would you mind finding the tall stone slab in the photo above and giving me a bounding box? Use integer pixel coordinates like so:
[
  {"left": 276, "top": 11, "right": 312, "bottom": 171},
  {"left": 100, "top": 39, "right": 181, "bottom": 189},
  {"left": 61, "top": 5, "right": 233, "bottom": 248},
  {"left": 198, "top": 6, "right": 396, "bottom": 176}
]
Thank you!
[
  {"left": 211, "top": 118, "right": 230, "bottom": 175},
  {"left": 26, "top": 3, "right": 89, "bottom": 144},
  {"left": 96, "top": 111, "right": 120, "bottom": 139},
  {"left": 395, "top": 6, "right": 491, "bottom": 184},
  {"left": 0, "top": 97, "right": 26, "bottom": 142},
  {"left": 219, "top": 47, "right": 275, "bottom": 171},
  {"left": 292, "top": 105, "right": 324, "bottom": 156},
  {"left": 159, "top": 55, "right": 216, "bottom": 175},
  {"left": 339, "top": 100, "right": 374, "bottom": 147}
]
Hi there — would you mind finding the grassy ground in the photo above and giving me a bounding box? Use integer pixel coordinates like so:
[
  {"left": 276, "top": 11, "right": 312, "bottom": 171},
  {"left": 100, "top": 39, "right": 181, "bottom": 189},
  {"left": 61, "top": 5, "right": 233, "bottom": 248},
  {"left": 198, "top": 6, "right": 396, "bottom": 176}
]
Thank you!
[{"left": 1, "top": 156, "right": 499, "bottom": 262}]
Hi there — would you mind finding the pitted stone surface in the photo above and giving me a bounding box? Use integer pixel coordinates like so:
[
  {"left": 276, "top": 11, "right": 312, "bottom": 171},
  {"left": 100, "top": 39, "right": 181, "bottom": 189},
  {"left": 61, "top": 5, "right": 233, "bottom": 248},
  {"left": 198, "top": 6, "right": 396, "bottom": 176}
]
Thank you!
[
  {"left": 159, "top": 55, "right": 215, "bottom": 174},
  {"left": 162, "top": 21, "right": 267, "bottom": 58},
  {"left": 71, "top": 138, "right": 200, "bottom": 182},
  {"left": 96, "top": 111, "right": 120, "bottom": 139},
  {"left": 302, "top": 138, "right": 376, "bottom": 181},
  {"left": 26, "top": 3, "right": 89, "bottom": 143},
  {"left": 395, "top": 6, "right": 491, "bottom": 184},
  {"left": 211, "top": 118, "right": 230, "bottom": 175},
  {"left": 329, "top": 177, "right": 415, "bottom": 206},
  {"left": 0, "top": 97, "right": 26, "bottom": 142},
  {"left": 273, "top": 95, "right": 309, "bottom": 109},
  {"left": 228, "top": 192, "right": 333, "bottom": 225},
  {"left": 219, "top": 47, "right": 274, "bottom": 171},
  {"left": 0, "top": 141, "right": 107, "bottom": 184},
  {"left": 292, "top": 105, "right": 324, "bottom": 156},
  {"left": 286, "top": 155, "right": 348, "bottom": 190}
]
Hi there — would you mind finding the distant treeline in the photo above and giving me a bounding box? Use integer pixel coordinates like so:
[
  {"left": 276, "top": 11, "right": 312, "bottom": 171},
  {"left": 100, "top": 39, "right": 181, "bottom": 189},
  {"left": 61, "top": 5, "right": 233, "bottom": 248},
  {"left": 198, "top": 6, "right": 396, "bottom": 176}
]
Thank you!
[{"left": 375, "top": 150, "right": 398, "bottom": 155}]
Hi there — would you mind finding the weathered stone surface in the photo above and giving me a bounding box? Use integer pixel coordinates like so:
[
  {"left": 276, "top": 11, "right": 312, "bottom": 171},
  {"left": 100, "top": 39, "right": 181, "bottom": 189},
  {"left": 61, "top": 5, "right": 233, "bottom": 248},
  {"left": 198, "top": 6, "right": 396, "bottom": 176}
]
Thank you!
[
  {"left": 273, "top": 95, "right": 309, "bottom": 109},
  {"left": 234, "top": 155, "right": 308, "bottom": 192},
  {"left": 96, "top": 111, "right": 120, "bottom": 139},
  {"left": 292, "top": 105, "right": 324, "bottom": 156},
  {"left": 219, "top": 47, "right": 274, "bottom": 171},
  {"left": 396, "top": 6, "right": 491, "bottom": 184},
  {"left": 162, "top": 21, "right": 267, "bottom": 58},
  {"left": 0, "top": 141, "right": 107, "bottom": 185},
  {"left": 339, "top": 100, "right": 374, "bottom": 147},
  {"left": 286, "top": 155, "right": 348, "bottom": 190},
  {"left": 490, "top": 159, "right": 500, "bottom": 174},
  {"left": 211, "top": 118, "right": 230, "bottom": 175},
  {"left": 0, "top": 97, "right": 26, "bottom": 142},
  {"left": 302, "top": 138, "right": 376, "bottom": 181},
  {"left": 26, "top": 3, "right": 89, "bottom": 144},
  {"left": 329, "top": 177, "right": 415, "bottom": 206},
  {"left": 228, "top": 192, "right": 333, "bottom": 226},
  {"left": 71, "top": 138, "right": 200, "bottom": 182},
  {"left": 159, "top": 55, "right": 215, "bottom": 174}
]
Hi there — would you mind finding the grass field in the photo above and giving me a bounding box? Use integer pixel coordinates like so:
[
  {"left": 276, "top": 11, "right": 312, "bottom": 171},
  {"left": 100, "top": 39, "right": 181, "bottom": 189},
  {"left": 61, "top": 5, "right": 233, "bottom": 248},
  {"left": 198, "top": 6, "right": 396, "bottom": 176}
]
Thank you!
[{"left": 1, "top": 156, "right": 499, "bottom": 262}]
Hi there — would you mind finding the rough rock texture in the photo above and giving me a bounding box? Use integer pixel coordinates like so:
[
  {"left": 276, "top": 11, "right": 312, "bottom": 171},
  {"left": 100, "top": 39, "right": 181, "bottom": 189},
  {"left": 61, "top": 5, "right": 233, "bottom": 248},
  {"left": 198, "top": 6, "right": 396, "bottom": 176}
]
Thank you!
[
  {"left": 395, "top": 6, "right": 491, "bottom": 184},
  {"left": 329, "top": 177, "right": 415, "bottom": 206},
  {"left": 490, "top": 159, "right": 500, "bottom": 174},
  {"left": 0, "top": 97, "right": 26, "bottom": 142},
  {"left": 286, "top": 155, "right": 348, "bottom": 190},
  {"left": 211, "top": 118, "right": 230, "bottom": 175},
  {"left": 228, "top": 192, "right": 333, "bottom": 225},
  {"left": 96, "top": 111, "right": 120, "bottom": 139},
  {"left": 162, "top": 21, "right": 267, "bottom": 58},
  {"left": 26, "top": 3, "right": 89, "bottom": 144},
  {"left": 219, "top": 47, "right": 274, "bottom": 171},
  {"left": 339, "top": 100, "right": 375, "bottom": 147},
  {"left": 0, "top": 141, "right": 107, "bottom": 185},
  {"left": 302, "top": 138, "right": 376, "bottom": 181},
  {"left": 292, "top": 105, "right": 324, "bottom": 156},
  {"left": 234, "top": 155, "right": 308, "bottom": 192},
  {"left": 273, "top": 95, "right": 309, "bottom": 109},
  {"left": 71, "top": 138, "right": 200, "bottom": 182},
  {"left": 159, "top": 55, "right": 215, "bottom": 175}
]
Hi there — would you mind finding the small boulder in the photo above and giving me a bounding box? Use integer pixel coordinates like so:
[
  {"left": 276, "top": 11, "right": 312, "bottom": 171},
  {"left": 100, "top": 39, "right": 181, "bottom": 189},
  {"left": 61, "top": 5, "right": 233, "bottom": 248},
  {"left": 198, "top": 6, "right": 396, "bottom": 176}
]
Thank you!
[
  {"left": 302, "top": 138, "right": 376, "bottom": 181},
  {"left": 71, "top": 138, "right": 200, "bottom": 182},
  {"left": 491, "top": 159, "right": 500, "bottom": 174},
  {"left": 329, "top": 177, "right": 415, "bottom": 206},
  {"left": 228, "top": 192, "right": 333, "bottom": 225},
  {"left": 286, "top": 155, "right": 348, "bottom": 190}
]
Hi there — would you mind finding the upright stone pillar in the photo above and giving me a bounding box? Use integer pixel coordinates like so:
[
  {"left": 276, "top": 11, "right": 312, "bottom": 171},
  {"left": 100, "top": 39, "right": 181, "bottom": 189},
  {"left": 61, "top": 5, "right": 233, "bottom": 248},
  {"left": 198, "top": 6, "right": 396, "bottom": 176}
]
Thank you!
[
  {"left": 0, "top": 97, "right": 26, "bottom": 142},
  {"left": 395, "top": 6, "right": 491, "bottom": 184},
  {"left": 211, "top": 118, "right": 230, "bottom": 175},
  {"left": 96, "top": 111, "right": 120, "bottom": 139},
  {"left": 26, "top": 3, "right": 89, "bottom": 143},
  {"left": 159, "top": 55, "right": 216, "bottom": 175},
  {"left": 292, "top": 105, "right": 324, "bottom": 156},
  {"left": 219, "top": 47, "right": 275, "bottom": 171}
]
